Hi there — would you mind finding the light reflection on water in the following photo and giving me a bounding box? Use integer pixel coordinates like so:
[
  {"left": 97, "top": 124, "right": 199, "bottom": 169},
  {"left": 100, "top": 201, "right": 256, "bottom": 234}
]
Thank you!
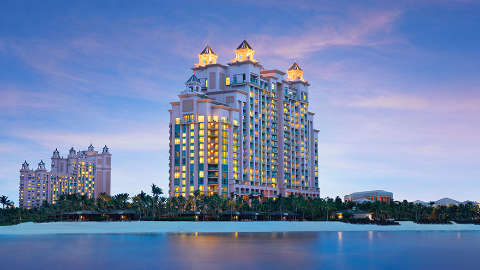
[{"left": 1, "top": 231, "right": 479, "bottom": 270}]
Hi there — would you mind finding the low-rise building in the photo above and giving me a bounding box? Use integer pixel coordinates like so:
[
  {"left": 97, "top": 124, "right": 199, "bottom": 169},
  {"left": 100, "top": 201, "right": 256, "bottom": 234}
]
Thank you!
[
  {"left": 344, "top": 190, "right": 393, "bottom": 204},
  {"left": 336, "top": 209, "right": 373, "bottom": 220}
]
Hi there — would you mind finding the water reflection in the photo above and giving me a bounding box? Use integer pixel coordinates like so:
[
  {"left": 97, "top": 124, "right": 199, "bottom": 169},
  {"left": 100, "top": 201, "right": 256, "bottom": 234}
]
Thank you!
[
  {"left": 163, "top": 232, "right": 320, "bottom": 269},
  {"left": 0, "top": 231, "right": 479, "bottom": 270}
]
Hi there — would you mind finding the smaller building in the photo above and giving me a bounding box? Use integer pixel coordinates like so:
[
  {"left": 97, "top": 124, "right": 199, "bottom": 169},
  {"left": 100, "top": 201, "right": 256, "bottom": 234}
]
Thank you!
[
  {"left": 336, "top": 209, "right": 373, "bottom": 220},
  {"left": 344, "top": 190, "right": 393, "bottom": 204},
  {"left": 19, "top": 144, "right": 111, "bottom": 209}
]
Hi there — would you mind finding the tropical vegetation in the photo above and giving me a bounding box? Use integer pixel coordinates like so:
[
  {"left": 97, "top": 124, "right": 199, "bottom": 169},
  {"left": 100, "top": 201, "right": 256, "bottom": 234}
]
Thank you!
[{"left": 1, "top": 184, "right": 479, "bottom": 226}]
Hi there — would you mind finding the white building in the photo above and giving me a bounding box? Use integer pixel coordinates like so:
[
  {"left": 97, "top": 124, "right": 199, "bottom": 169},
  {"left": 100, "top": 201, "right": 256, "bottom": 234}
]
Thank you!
[
  {"left": 169, "top": 41, "right": 319, "bottom": 199},
  {"left": 344, "top": 190, "right": 393, "bottom": 204},
  {"left": 19, "top": 145, "right": 111, "bottom": 209}
]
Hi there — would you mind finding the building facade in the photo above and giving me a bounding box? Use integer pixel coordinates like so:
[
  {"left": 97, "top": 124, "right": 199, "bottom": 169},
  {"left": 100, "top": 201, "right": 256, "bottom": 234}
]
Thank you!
[
  {"left": 344, "top": 190, "right": 393, "bottom": 204},
  {"left": 19, "top": 145, "right": 111, "bottom": 209},
  {"left": 169, "top": 41, "right": 319, "bottom": 199}
]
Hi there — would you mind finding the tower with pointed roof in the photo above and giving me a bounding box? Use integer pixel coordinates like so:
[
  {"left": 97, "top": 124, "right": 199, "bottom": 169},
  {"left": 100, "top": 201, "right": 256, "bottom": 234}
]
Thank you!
[
  {"left": 287, "top": 62, "right": 305, "bottom": 82},
  {"left": 37, "top": 160, "right": 46, "bottom": 171},
  {"left": 21, "top": 160, "right": 29, "bottom": 171},
  {"left": 168, "top": 40, "right": 320, "bottom": 199},
  {"left": 52, "top": 148, "right": 60, "bottom": 159},
  {"left": 51, "top": 148, "right": 62, "bottom": 174},
  {"left": 19, "top": 159, "right": 49, "bottom": 209},
  {"left": 184, "top": 73, "right": 202, "bottom": 93},
  {"left": 232, "top": 40, "right": 256, "bottom": 63},
  {"left": 195, "top": 45, "right": 218, "bottom": 67},
  {"left": 68, "top": 147, "right": 76, "bottom": 157}
]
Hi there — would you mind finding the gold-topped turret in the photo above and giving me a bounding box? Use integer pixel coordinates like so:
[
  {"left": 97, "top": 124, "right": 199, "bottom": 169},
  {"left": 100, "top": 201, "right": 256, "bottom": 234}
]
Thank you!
[
  {"left": 195, "top": 45, "right": 218, "bottom": 67},
  {"left": 287, "top": 62, "right": 305, "bottom": 81},
  {"left": 232, "top": 40, "right": 256, "bottom": 63}
]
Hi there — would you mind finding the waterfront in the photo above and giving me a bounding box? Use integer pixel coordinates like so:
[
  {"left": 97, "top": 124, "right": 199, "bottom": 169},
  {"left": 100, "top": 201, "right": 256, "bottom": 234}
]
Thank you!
[
  {"left": 1, "top": 231, "right": 478, "bottom": 269},
  {"left": 2, "top": 221, "right": 480, "bottom": 235}
]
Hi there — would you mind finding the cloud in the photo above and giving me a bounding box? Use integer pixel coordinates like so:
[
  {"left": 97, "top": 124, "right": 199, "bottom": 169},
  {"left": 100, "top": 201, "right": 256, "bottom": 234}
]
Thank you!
[
  {"left": 0, "top": 142, "right": 27, "bottom": 154},
  {"left": 10, "top": 124, "right": 170, "bottom": 152},
  {"left": 0, "top": 86, "right": 72, "bottom": 110},
  {"left": 2, "top": 20, "right": 197, "bottom": 102},
  {"left": 336, "top": 91, "right": 480, "bottom": 113},
  {"left": 251, "top": 9, "right": 402, "bottom": 59},
  {"left": 343, "top": 94, "right": 428, "bottom": 110}
]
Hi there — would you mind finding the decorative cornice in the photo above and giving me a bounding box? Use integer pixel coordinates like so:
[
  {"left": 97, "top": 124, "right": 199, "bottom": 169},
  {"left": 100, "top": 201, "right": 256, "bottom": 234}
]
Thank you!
[
  {"left": 197, "top": 99, "right": 214, "bottom": 103},
  {"left": 178, "top": 93, "right": 199, "bottom": 98},
  {"left": 283, "top": 79, "right": 310, "bottom": 86},
  {"left": 212, "top": 105, "right": 240, "bottom": 112},
  {"left": 206, "top": 89, "right": 248, "bottom": 96},
  {"left": 227, "top": 59, "right": 263, "bottom": 68},
  {"left": 192, "top": 63, "right": 228, "bottom": 70},
  {"left": 261, "top": 69, "right": 286, "bottom": 76}
]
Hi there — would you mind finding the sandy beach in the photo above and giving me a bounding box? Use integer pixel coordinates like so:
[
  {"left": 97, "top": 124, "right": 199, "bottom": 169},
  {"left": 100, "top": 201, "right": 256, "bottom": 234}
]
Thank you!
[{"left": 1, "top": 221, "right": 479, "bottom": 235}]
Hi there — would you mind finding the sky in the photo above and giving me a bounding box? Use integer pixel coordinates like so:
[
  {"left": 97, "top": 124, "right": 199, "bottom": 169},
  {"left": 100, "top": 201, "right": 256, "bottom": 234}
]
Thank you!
[{"left": 1, "top": 0, "right": 479, "bottom": 204}]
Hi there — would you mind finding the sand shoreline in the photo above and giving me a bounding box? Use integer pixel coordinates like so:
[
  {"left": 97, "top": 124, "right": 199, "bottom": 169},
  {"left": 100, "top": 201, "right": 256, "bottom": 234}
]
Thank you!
[{"left": 0, "top": 221, "right": 479, "bottom": 235}]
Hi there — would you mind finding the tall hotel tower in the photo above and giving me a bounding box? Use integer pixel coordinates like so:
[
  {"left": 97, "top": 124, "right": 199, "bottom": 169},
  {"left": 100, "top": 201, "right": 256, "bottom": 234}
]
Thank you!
[
  {"left": 169, "top": 41, "right": 319, "bottom": 199},
  {"left": 19, "top": 145, "right": 111, "bottom": 209}
]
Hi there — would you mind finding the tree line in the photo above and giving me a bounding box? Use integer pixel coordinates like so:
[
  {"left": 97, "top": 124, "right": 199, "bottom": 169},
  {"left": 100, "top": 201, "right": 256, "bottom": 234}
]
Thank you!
[{"left": 1, "top": 184, "right": 479, "bottom": 225}]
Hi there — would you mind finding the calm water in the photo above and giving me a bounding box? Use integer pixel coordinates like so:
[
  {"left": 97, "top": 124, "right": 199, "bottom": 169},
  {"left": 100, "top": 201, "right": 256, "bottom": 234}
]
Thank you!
[{"left": 1, "top": 231, "right": 479, "bottom": 269}]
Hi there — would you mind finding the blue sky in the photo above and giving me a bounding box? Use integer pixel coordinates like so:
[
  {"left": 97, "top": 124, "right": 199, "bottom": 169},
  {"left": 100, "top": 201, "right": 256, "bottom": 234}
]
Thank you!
[{"left": 1, "top": 0, "right": 479, "bottom": 204}]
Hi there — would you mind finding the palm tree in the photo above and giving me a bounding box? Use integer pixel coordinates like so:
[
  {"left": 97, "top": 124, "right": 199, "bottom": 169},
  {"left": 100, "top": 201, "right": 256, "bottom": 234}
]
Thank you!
[
  {"left": 112, "top": 193, "right": 130, "bottom": 209},
  {"left": 192, "top": 190, "right": 201, "bottom": 212},
  {"left": 151, "top": 184, "right": 163, "bottom": 197},
  {"left": 151, "top": 184, "right": 163, "bottom": 218},
  {"left": 97, "top": 193, "right": 112, "bottom": 210},
  {"left": 133, "top": 191, "right": 149, "bottom": 219},
  {"left": 0, "top": 195, "right": 9, "bottom": 209}
]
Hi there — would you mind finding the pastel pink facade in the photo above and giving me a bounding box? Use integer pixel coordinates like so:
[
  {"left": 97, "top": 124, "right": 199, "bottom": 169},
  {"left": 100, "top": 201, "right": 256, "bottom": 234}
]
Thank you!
[{"left": 19, "top": 145, "right": 111, "bottom": 209}]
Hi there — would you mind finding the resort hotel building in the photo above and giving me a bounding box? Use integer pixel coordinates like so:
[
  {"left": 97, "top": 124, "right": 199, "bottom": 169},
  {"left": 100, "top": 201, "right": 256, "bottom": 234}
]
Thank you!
[
  {"left": 19, "top": 145, "right": 111, "bottom": 209},
  {"left": 168, "top": 40, "right": 320, "bottom": 199},
  {"left": 344, "top": 190, "right": 393, "bottom": 204}
]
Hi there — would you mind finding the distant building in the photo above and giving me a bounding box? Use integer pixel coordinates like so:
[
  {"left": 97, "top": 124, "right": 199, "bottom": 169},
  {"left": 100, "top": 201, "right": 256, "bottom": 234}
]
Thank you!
[
  {"left": 344, "top": 190, "right": 393, "bottom": 204},
  {"left": 168, "top": 41, "right": 320, "bottom": 199},
  {"left": 19, "top": 145, "right": 111, "bottom": 209},
  {"left": 336, "top": 209, "right": 373, "bottom": 220}
]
